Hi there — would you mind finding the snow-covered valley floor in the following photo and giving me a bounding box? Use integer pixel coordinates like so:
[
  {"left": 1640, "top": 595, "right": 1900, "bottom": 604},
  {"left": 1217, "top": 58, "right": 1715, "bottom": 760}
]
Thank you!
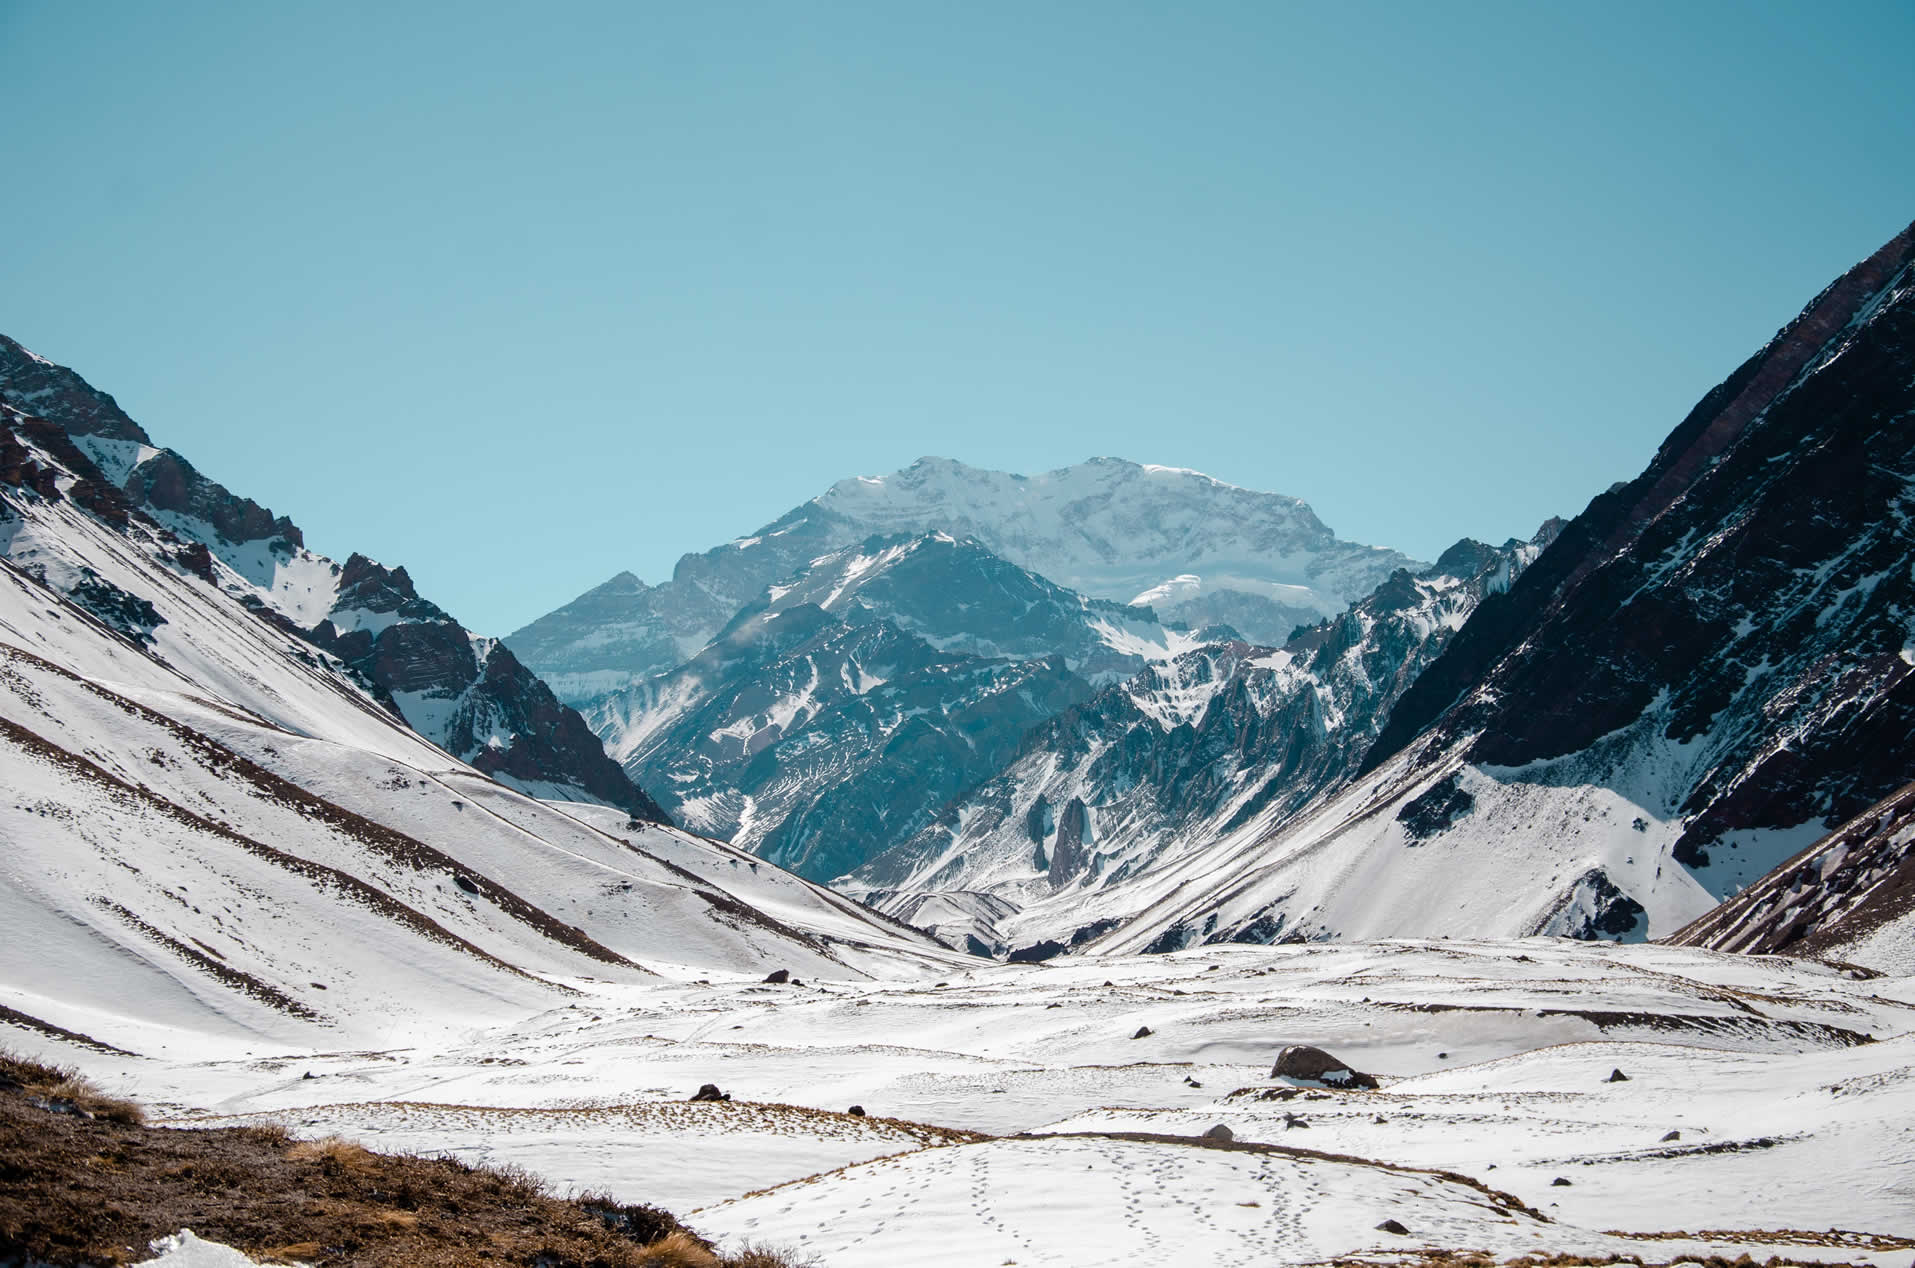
[{"left": 26, "top": 939, "right": 1913, "bottom": 1267}]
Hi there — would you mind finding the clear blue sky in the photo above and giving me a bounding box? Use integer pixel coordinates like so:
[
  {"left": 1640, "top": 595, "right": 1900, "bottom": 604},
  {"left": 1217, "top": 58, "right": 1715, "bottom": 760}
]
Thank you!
[{"left": 4, "top": 2, "right": 1912, "bottom": 636}]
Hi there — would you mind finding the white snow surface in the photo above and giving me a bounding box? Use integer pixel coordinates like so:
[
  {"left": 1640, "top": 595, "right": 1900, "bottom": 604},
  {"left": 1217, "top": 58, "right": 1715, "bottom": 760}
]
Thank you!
[
  {"left": 20, "top": 941, "right": 1910, "bottom": 1266},
  {"left": 811, "top": 455, "right": 1424, "bottom": 622},
  {"left": 136, "top": 1231, "right": 280, "bottom": 1267}
]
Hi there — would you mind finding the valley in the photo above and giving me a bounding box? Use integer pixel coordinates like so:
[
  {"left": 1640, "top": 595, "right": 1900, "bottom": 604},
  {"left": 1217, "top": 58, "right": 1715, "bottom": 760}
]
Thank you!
[{"left": 2, "top": 209, "right": 1913, "bottom": 1264}]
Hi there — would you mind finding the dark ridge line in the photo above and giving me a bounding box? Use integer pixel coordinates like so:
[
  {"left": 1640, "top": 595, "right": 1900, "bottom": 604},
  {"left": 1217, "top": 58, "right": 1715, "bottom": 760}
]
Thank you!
[
  {"left": 95, "top": 899, "right": 322, "bottom": 1022},
  {"left": 1365, "top": 999, "right": 1873, "bottom": 1047},
  {"left": 0, "top": 1003, "right": 136, "bottom": 1057}
]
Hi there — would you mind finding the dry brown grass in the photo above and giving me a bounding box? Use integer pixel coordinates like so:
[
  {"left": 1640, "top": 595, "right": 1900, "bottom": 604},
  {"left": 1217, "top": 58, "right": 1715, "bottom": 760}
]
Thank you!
[
  {"left": 0, "top": 1047, "right": 143, "bottom": 1124},
  {"left": 0, "top": 1050, "right": 811, "bottom": 1267}
]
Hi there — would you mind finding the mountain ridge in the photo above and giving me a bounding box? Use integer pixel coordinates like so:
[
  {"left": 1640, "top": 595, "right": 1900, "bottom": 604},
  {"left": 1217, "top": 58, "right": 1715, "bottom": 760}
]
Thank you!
[
  {"left": 0, "top": 333, "right": 666, "bottom": 822},
  {"left": 1085, "top": 217, "right": 1915, "bottom": 965},
  {"left": 508, "top": 455, "right": 1424, "bottom": 701}
]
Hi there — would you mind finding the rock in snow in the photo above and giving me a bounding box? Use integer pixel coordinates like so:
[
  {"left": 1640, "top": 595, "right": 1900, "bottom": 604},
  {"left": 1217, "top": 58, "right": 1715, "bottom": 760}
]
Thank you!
[{"left": 1271, "top": 1044, "right": 1380, "bottom": 1090}]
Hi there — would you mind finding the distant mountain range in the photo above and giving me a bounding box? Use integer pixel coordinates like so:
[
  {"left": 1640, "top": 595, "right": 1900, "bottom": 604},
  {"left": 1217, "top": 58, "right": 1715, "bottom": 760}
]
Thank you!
[
  {"left": 846, "top": 528, "right": 1559, "bottom": 954},
  {"left": 506, "top": 456, "right": 1424, "bottom": 702},
  {"left": 5, "top": 215, "right": 1911, "bottom": 989},
  {"left": 512, "top": 217, "right": 1915, "bottom": 972}
]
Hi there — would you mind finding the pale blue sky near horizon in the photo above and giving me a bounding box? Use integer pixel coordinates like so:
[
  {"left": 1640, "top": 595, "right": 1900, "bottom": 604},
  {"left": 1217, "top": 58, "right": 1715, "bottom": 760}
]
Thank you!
[{"left": 3, "top": 1, "right": 1912, "bottom": 636}]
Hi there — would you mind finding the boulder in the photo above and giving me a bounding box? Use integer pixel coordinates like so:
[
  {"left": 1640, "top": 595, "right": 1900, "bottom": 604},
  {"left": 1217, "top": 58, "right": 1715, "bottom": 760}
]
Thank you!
[
  {"left": 763, "top": 969, "right": 791, "bottom": 984},
  {"left": 847, "top": 1105, "right": 866, "bottom": 1117},
  {"left": 1376, "top": 1219, "right": 1410, "bottom": 1235},
  {"left": 1660, "top": 1129, "right": 1681, "bottom": 1142},
  {"left": 1606, "top": 1068, "right": 1629, "bottom": 1083},
  {"left": 1270, "top": 1044, "right": 1379, "bottom": 1089},
  {"left": 1133, "top": 1025, "right": 1153, "bottom": 1039},
  {"left": 1202, "top": 1124, "right": 1233, "bottom": 1142},
  {"left": 689, "top": 1083, "right": 730, "bottom": 1103}
]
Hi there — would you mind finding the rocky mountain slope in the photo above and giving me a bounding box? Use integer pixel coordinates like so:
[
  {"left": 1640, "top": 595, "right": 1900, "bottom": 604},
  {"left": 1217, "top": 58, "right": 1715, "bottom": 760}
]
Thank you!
[
  {"left": 1086, "top": 218, "right": 1915, "bottom": 966},
  {"left": 0, "top": 335, "right": 665, "bottom": 821},
  {"left": 508, "top": 456, "right": 1422, "bottom": 700},
  {"left": 846, "top": 529, "right": 1556, "bottom": 953},
  {"left": 0, "top": 399, "right": 958, "bottom": 1054},
  {"left": 1669, "top": 777, "right": 1915, "bottom": 973},
  {"left": 583, "top": 532, "right": 1222, "bottom": 880}
]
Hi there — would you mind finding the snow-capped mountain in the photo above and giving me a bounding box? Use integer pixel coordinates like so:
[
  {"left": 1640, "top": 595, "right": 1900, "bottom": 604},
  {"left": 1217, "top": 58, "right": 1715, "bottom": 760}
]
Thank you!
[
  {"left": 733, "top": 531, "right": 1225, "bottom": 682},
  {"left": 0, "top": 394, "right": 958, "bottom": 1052},
  {"left": 508, "top": 456, "right": 1422, "bottom": 701},
  {"left": 1085, "top": 218, "right": 1915, "bottom": 967},
  {"left": 848, "top": 529, "right": 1556, "bottom": 953},
  {"left": 584, "top": 533, "right": 1194, "bottom": 877},
  {"left": 0, "top": 335, "right": 664, "bottom": 822}
]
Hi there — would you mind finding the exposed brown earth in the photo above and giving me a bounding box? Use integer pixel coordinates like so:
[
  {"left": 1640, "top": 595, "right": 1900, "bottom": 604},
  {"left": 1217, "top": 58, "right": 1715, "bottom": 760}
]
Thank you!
[{"left": 0, "top": 1051, "right": 807, "bottom": 1268}]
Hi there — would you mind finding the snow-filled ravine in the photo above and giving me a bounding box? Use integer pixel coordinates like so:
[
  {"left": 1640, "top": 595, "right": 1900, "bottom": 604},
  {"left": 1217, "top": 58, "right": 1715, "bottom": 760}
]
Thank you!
[{"left": 15, "top": 938, "right": 1913, "bottom": 1267}]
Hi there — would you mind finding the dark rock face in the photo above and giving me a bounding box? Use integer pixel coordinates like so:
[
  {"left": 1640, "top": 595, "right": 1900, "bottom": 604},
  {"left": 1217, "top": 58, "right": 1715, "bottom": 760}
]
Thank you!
[
  {"left": 1049, "top": 797, "right": 1093, "bottom": 888},
  {"left": 593, "top": 593, "right": 1091, "bottom": 881},
  {"left": 123, "top": 450, "right": 301, "bottom": 549},
  {"left": 1397, "top": 773, "right": 1475, "bottom": 842},
  {"left": 1669, "top": 777, "right": 1915, "bottom": 965},
  {"left": 1540, "top": 869, "right": 1647, "bottom": 941},
  {"left": 0, "top": 335, "right": 148, "bottom": 443},
  {"left": 1364, "top": 222, "right": 1915, "bottom": 880},
  {"left": 66, "top": 573, "right": 165, "bottom": 645},
  {"left": 0, "top": 418, "right": 62, "bottom": 501},
  {"left": 1025, "top": 795, "right": 1053, "bottom": 845},
  {"left": 1270, "top": 1044, "right": 1379, "bottom": 1090},
  {"left": 1005, "top": 939, "right": 1066, "bottom": 963},
  {"left": 308, "top": 558, "right": 667, "bottom": 823}
]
